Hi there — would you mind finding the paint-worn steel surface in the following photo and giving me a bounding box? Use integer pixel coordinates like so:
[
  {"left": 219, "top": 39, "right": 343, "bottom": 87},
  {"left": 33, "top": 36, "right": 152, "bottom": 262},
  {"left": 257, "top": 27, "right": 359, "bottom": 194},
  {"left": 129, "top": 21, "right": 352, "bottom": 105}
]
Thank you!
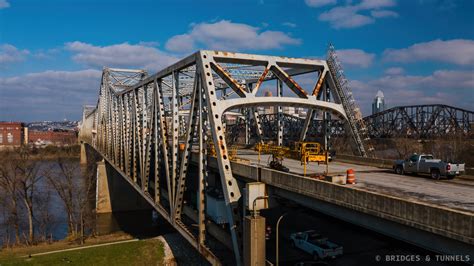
[{"left": 79, "top": 49, "right": 370, "bottom": 265}]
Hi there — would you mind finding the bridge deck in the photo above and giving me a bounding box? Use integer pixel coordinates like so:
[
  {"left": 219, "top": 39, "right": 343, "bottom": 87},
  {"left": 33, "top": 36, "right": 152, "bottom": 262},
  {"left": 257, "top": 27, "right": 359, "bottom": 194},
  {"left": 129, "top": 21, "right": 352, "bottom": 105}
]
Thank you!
[{"left": 235, "top": 150, "right": 474, "bottom": 212}]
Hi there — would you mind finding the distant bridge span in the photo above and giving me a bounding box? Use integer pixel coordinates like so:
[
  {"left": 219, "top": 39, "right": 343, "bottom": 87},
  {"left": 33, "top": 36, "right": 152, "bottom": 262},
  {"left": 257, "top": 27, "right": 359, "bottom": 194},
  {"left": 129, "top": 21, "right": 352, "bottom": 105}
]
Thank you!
[
  {"left": 364, "top": 104, "right": 474, "bottom": 138},
  {"left": 234, "top": 104, "right": 474, "bottom": 143}
]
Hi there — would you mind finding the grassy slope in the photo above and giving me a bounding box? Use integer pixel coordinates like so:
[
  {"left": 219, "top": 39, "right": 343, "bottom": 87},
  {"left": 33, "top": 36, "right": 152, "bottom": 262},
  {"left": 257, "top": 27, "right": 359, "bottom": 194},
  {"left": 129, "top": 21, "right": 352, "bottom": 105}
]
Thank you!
[{"left": 0, "top": 239, "right": 164, "bottom": 266}]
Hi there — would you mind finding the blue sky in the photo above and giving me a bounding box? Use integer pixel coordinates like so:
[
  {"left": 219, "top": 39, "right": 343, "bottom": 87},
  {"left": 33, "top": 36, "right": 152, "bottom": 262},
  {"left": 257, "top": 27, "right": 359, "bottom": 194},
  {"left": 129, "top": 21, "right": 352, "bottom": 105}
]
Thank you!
[{"left": 0, "top": 0, "right": 473, "bottom": 121}]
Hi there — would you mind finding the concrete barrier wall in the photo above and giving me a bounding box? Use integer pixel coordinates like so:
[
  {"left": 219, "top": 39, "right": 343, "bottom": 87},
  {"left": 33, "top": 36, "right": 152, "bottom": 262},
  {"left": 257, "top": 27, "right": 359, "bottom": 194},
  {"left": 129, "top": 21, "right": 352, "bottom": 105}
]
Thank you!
[
  {"left": 258, "top": 167, "right": 473, "bottom": 245},
  {"left": 199, "top": 155, "right": 473, "bottom": 245}
]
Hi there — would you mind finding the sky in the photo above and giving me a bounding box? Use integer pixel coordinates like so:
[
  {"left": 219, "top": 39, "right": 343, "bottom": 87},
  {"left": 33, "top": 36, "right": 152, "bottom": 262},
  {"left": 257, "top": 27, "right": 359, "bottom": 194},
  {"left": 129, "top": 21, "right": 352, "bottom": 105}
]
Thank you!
[{"left": 0, "top": 0, "right": 473, "bottom": 121}]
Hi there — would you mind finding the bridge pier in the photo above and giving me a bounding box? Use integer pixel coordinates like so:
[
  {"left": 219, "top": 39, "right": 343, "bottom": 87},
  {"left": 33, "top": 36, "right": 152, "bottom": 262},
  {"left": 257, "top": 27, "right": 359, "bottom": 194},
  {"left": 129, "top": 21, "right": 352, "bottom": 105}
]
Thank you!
[
  {"left": 243, "top": 215, "right": 266, "bottom": 266},
  {"left": 80, "top": 142, "right": 87, "bottom": 165},
  {"left": 96, "top": 160, "right": 152, "bottom": 213},
  {"left": 95, "top": 160, "right": 154, "bottom": 235}
]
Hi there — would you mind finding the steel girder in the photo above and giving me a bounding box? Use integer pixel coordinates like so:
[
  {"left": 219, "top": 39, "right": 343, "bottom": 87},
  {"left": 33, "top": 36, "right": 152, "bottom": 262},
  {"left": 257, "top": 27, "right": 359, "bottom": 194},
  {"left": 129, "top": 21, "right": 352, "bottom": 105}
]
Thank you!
[
  {"left": 240, "top": 104, "right": 474, "bottom": 143},
  {"left": 79, "top": 50, "right": 365, "bottom": 265},
  {"left": 364, "top": 104, "right": 474, "bottom": 138}
]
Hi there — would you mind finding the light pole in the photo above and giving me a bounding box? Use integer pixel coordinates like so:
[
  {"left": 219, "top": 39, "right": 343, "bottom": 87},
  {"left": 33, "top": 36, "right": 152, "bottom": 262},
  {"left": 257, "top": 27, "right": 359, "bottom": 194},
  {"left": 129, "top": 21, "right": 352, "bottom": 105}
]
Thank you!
[
  {"left": 252, "top": 196, "right": 269, "bottom": 217},
  {"left": 276, "top": 213, "right": 288, "bottom": 266}
]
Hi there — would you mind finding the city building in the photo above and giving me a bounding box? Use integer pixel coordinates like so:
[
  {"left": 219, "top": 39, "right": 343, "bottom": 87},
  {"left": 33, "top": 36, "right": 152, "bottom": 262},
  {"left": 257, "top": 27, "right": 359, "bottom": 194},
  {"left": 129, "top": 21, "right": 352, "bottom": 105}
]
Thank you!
[
  {"left": 28, "top": 130, "right": 77, "bottom": 146},
  {"left": 0, "top": 121, "right": 78, "bottom": 147},
  {"left": 0, "top": 122, "right": 26, "bottom": 147},
  {"left": 372, "top": 90, "right": 385, "bottom": 115}
]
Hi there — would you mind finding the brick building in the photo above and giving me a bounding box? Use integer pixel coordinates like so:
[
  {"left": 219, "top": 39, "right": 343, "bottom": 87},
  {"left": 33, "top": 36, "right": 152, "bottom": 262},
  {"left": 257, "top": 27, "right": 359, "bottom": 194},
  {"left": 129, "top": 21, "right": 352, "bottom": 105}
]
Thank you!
[
  {"left": 0, "top": 122, "right": 77, "bottom": 147},
  {"left": 0, "top": 122, "right": 25, "bottom": 147},
  {"left": 28, "top": 130, "right": 77, "bottom": 146}
]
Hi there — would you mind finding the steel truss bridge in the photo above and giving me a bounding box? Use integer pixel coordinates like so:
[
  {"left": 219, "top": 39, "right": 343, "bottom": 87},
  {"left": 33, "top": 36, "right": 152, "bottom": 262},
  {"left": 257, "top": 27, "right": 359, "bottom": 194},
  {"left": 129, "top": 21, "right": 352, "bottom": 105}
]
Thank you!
[
  {"left": 364, "top": 104, "right": 474, "bottom": 138},
  {"left": 79, "top": 49, "right": 373, "bottom": 265},
  {"left": 231, "top": 104, "right": 474, "bottom": 143}
]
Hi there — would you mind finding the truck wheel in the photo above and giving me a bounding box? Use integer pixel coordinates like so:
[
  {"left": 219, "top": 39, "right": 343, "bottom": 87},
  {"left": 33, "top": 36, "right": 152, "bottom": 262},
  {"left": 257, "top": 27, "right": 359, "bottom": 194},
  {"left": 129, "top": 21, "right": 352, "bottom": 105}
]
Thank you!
[
  {"left": 430, "top": 169, "right": 441, "bottom": 180},
  {"left": 395, "top": 166, "right": 404, "bottom": 175}
]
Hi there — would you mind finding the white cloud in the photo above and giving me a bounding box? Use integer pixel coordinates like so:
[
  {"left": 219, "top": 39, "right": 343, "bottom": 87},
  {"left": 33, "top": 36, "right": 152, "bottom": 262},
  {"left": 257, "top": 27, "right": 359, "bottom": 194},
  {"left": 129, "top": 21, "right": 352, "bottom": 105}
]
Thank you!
[
  {"left": 66, "top": 41, "right": 178, "bottom": 72},
  {"left": 0, "top": 70, "right": 102, "bottom": 121},
  {"left": 319, "top": 6, "right": 375, "bottom": 29},
  {"left": 384, "top": 67, "right": 404, "bottom": 75},
  {"left": 164, "top": 20, "right": 301, "bottom": 53},
  {"left": 0, "top": 44, "right": 29, "bottom": 66},
  {"left": 349, "top": 69, "right": 474, "bottom": 115},
  {"left": 317, "top": 0, "right": 398, "bottom": 29},
  {"left": 165, "top": 34, "right": 195, "bottom": 53},
  {"left": 370, "top": 70, "right": 474, "bottom": 90},
  {"left": 33, "top": 48, "right": 60, "bottom": 60},
  {"left": 282, "top": 22, "right": 297, "bottom": 28},
  {"left": 358, "top": 0, "right": 396, "bottom": 9},
  {"left": 383, "top": 39, "right": 474, "bottom": 66},
  {"left": 336, "top": 49, "right": 375, "bottom": 68},
  {"left": 0, "top": 0, "right": 10, "bottom": 9},
  {"left": 305, "top": 0, "right": 337, "bottom": 8},
  {"left": 371, "top": 10, "right": 399, "bottom": 18}
]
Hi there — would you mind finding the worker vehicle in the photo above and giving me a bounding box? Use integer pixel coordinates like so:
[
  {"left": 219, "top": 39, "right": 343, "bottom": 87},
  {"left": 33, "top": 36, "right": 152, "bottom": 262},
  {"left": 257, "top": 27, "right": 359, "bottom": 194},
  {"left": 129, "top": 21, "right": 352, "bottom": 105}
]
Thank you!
[
  {"left": 393, "top": 154, "right": 465, "bottom": 180},
  {"left": 292, "top": 142, "right": 328, "bottom": 164},
  {"left": 290, "top": 230, "right": 343, "bottom": 260},
  {"left": 255, "top": 142, "right": 329, "bottom": 174}
]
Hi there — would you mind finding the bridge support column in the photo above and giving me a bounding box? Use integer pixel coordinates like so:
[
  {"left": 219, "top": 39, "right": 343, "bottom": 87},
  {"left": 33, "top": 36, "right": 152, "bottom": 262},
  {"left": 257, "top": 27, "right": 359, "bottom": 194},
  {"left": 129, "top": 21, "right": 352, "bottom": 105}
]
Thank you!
[
  {"left": 96, "top": 160, "right": 152, "bottom": 214},
  {"left": 80, "top": 142, "right": 87, "bottom": 165},
  {"left": 243, "top": 215, "right": 266, "bottom": 266},
  {"left": 95, "top": 160, "right": 155, "bottom": 235}
]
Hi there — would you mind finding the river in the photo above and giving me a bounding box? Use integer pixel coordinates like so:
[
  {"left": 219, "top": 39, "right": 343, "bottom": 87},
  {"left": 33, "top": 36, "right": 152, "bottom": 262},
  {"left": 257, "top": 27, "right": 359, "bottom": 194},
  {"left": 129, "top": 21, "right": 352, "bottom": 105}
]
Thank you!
[{"left": 0, "top": 159, "right": 83, "bottom": 246}]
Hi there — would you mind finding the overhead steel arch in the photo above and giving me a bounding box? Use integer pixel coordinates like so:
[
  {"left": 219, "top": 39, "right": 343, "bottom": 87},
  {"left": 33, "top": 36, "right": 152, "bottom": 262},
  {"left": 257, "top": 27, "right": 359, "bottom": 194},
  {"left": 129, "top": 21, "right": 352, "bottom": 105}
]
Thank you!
[
  {"left": 218, "top": 96, "right": 348, "bottom": 120},
  {"left": 79, "top": 49, "right": 370, "bottom": 265}
]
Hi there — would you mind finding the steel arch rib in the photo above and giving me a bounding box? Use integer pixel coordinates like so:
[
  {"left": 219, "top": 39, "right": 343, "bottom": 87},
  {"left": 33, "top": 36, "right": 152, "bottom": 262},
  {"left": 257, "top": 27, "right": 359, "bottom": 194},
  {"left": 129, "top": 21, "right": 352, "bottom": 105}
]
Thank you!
[{"left": 218, "top": 96, "right": 348, "bottom": 121}]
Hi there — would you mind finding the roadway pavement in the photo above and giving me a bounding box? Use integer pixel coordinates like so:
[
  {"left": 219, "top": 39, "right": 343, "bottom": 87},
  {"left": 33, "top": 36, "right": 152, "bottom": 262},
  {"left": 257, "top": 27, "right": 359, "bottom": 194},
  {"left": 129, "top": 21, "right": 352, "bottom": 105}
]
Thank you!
[
  {"left": 262, "top": 204, "right": 459, "bottom": 266},
  {"left": 235, "top": 150, "right": 474, "bottom": 212}
]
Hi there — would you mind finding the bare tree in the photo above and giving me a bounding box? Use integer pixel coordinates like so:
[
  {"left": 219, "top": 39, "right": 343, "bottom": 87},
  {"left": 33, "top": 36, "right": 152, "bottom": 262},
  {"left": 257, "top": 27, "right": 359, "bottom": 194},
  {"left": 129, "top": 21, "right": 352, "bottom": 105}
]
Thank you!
[
  {"left": 14, "top": 148, "right": 42, "bottom": 245},
  {"left": 77, "top": 161, "right": 96, "bottom": 244},
  {"left": 45, "top": 157, "right": 78, "bottom": 237},
  {"left": 0, "top": 148, "right": 42, "bottom": 245},
  {"left": 0, "top": 150, "right": 21, "bottom": 245},
  {"left": 34, "top": 190, "right": 55, "bottom": 243},
  {"left": 393, "top": 138, "right": 421, "bottom": 158}
]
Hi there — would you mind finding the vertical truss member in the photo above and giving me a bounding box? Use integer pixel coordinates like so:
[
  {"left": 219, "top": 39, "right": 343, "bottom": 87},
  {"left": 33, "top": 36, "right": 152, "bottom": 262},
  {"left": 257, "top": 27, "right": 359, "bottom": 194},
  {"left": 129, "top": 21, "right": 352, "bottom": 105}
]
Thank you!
[{"left": 79, "top": 49, "right": 370, "bottom": 265}]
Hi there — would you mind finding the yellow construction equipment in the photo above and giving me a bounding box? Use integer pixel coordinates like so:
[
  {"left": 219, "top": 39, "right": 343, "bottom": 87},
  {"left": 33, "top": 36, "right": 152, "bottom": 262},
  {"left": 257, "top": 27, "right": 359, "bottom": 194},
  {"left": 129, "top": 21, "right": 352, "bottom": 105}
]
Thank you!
[{"left": 255, "top": 141, "right": 329, "bottom": 175}]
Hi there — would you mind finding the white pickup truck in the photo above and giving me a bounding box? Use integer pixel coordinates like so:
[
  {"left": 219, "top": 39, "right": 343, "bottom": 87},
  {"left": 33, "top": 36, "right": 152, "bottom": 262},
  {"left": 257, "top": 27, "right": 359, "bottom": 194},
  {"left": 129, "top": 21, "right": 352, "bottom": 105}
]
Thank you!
[
  {"left": 290, "top": 230, "right": 343, "bottom": 260},
  {"left": 393, "top": 154, "right": 465, "bottom": 180}
]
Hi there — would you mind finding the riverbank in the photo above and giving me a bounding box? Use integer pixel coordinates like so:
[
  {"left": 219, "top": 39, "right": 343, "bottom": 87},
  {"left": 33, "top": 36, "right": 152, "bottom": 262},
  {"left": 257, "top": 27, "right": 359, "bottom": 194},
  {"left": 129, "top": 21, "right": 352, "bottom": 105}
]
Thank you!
[
  {"left": 0, "top": 232, "right": 132, "bottom": 258},
  {"left": 0, "top": 233, "right": 165, "bottom": 266},
  {"left": 0, "top": 145, "right": 80, "bottom": 161}
]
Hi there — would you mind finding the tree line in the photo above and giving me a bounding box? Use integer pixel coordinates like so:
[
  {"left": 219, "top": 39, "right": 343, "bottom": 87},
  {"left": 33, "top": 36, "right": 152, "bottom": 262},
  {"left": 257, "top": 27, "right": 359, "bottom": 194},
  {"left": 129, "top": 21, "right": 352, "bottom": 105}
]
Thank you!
[{"left": 0, "top": 146, "right": 96, "bottom": 247}]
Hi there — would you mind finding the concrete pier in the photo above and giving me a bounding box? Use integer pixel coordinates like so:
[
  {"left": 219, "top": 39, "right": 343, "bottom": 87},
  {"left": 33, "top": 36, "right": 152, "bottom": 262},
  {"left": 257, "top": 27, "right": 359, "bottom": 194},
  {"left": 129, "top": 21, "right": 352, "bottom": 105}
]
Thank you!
[
  {"left": 80, "top": 142, "right": 87, "bottom": 165},
  {"left": 243, "top": 215, "right": 266, "bottom": 266},
  {"left": 96, "top": 160, "right": 152, "bottom": 214}
]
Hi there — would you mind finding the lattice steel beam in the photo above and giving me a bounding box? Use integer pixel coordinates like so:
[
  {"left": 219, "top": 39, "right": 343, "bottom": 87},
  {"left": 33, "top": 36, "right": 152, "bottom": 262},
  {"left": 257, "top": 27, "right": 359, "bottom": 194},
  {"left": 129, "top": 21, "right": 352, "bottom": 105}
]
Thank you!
[{"left": 79, "top": 50, "right": 370, "bottom": 265}]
